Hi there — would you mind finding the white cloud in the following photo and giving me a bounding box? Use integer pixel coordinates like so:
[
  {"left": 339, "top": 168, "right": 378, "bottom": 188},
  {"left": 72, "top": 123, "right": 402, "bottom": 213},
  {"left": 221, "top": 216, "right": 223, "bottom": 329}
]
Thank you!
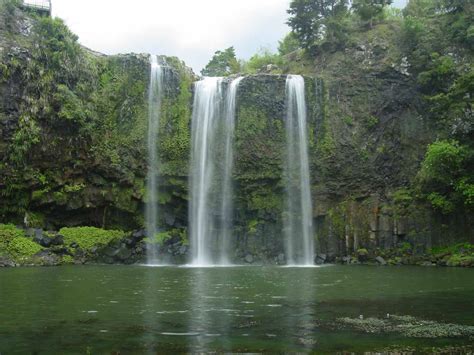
[{"left": 52, "top": 0, "right": 291, "bottom": 73}]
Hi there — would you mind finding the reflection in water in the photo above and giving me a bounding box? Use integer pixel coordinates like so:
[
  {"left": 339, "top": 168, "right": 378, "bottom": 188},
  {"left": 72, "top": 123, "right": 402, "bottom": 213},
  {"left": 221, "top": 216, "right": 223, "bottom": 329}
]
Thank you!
[
  {"left": 2, "top": 266, "right": 473, "bottom": 353},
  {"left": 188, "top": 268, "right": 233, "bottom": 352}
]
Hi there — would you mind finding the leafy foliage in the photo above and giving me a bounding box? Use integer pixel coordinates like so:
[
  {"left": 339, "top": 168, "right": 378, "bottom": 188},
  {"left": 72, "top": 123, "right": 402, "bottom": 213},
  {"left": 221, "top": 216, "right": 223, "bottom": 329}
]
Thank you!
[
  {"left": 201, "top": 47, "right": 240, "bottom": 77},
  {"left": 0, "top": 224, "right": 44, "bottom": 262},
  {"left": 352, "top": 0, "right": 393, "bottom": 27},
  {"left": 240, "top": 48, "right": 283, "bottom": 74},
  {"left": 59, "top": 227, "right": 126, "bottom": 251},
  {"left": 287, "top": 0, "right": 349, "bottom": 50},
  {"left": 7, "top": 237, "right": 43, "bottom": 261},
  {"left": 417, "top": 141, "right": 473, "bottom": 214},
  {"left": 278, "top": 32, "right": 300, "bottom": 55}
]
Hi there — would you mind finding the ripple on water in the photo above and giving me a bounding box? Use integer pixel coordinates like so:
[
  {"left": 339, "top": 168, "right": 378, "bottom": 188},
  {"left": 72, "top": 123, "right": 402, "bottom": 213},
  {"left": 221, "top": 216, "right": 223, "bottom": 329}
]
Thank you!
[{"left": 161, "top": 332, "right": 199, "bottom": 336}]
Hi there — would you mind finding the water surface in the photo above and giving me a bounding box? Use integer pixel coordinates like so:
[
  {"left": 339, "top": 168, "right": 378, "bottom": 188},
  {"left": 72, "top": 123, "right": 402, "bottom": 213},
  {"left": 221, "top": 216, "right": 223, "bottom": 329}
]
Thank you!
[{"left": 1, "top": 265, "right": 473, "bottom": 353}]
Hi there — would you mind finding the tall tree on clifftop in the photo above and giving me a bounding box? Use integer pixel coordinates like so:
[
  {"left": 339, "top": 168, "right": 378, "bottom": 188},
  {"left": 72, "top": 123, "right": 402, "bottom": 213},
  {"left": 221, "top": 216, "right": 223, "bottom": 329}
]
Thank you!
[
  {"left": 201, "top": 47, "right": 240, "bottom": 77},
  {"left": 352, "top": 0, "right": 393, "bottom": 28},
  {"left": 287, "top": 0, "right": 349, "bottom": 50}
]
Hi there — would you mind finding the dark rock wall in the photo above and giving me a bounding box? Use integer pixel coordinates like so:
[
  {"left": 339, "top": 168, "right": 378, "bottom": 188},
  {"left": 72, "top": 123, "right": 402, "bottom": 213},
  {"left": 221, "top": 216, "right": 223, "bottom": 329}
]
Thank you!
[{"left": 1, "top": 5, "right": 472, "bottom": 264}]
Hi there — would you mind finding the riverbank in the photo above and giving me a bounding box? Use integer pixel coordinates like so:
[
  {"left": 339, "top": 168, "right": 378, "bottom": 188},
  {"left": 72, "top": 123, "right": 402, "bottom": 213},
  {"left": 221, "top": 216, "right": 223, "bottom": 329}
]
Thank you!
[{"left": 1, "top": 224, "right": 472, "bottom": 268}]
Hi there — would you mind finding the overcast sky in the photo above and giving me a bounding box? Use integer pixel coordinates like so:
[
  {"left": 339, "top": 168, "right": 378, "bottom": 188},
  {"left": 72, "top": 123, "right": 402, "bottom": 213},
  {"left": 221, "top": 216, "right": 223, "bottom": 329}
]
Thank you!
[{"left": 51, "top": 0, "right": 407, "bottom": 73}]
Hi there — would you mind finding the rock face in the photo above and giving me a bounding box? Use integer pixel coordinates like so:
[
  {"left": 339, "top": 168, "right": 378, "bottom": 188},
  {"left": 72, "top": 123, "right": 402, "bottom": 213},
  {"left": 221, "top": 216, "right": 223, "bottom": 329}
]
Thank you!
[{"left": 0, "top": 4, "right": 472, "bottom": 265}]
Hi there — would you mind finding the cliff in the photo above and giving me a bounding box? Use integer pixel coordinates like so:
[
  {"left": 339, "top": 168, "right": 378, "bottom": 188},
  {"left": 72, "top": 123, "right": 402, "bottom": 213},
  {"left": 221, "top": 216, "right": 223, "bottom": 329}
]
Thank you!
[{"left": 0, "top": 2, "right": 472, "bottom": 266}]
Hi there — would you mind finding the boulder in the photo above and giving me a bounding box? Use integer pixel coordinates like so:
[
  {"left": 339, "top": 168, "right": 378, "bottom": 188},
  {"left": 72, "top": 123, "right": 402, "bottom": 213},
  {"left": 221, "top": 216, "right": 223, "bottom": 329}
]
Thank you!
[
  {"left": 34, "top": 250, "right": 61, "bottom": 266},
  {"left": 315, "top": 254, "right": 327, "bottom": 265},
  {"left": 114, "top": 245, "right": 132, "bottom": 261},
  {"left": 375, "top": 256, "right": 387, "bottom": 265},
  {"left": 357, "top": 248, "right": 369, "bottom": 262},
  {"left": 342, "top": 256, "right": 351, "bottom": 264},
  {"left": 0, "top": 256, "right": 16, "bottom": 267},
  {"left": 244, "top": 254, "right": 254, "bottom": 264}
]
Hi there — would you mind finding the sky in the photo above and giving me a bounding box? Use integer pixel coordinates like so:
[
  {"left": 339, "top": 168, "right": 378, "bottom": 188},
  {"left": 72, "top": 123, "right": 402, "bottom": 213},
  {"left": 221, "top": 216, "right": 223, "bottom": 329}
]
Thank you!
[{"left": 51, "top": 0, "right": 408, "bottom": 74}]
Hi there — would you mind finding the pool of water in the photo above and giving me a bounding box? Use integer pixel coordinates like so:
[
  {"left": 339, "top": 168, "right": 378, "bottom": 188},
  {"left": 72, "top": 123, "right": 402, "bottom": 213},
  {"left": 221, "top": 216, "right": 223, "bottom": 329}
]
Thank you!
[{"left": 0, "top": 265, "right": 473, "bottom": 353}]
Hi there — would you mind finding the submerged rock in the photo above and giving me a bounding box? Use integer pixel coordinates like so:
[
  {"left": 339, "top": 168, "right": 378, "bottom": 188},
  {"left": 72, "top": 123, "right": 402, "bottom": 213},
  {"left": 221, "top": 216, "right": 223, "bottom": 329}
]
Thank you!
[
  {"left": 0, "top": 256, "right": 16, "bottom": 267},
  {"left": 336, "top": 314, "right": 474, "bottom": 339}
]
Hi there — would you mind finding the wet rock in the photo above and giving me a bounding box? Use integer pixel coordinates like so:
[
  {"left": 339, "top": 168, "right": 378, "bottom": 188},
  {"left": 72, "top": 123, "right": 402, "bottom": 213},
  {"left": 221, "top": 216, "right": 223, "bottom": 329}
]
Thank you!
[
  {"left": 114, "top": 244, "right": 132, "bottom": 261},
  {"left": 375, "top": 256, "right": 387, "bottom": 265},
  {"left": 127, "top": 230, "right": 146, "bottom": 246},
  {"left": 0, "top": 256, "right": 16, "bottom": 267},
  {"left": 277, "top": 253, "right": 285, "bottom": 264},
  {"left": 337, "top": 314, "right": 474, "bottom": 339},
  {"left": 315, "top": 254, "right": 327, "bottom": 265},
  {"left": 342, "top": 256, "right": 351, "bottom": 264},
  {"left": 244, "top": 254, "right": 254, "bottom": 264},
  {"left": 34, "top": 233, "right": 53, "bottom": 247},
  {"left": 34, "top": 232, "right": 62, "bottom": 247},
  {"left": 34, "top": 250, "right": 61, "bottom": 266},
  {"left": 357, "top": 248, "right": 369, "bottom": 262}
]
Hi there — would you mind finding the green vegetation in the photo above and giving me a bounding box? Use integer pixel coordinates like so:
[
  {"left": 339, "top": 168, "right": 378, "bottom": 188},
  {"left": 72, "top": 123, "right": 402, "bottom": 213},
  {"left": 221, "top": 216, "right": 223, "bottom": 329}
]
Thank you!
[
  {"left": 240, "top": 48, "right": 284, "bottom": 74},
  {"left": 145, "top": 228, "right": 188, "bottom": 246},
  {"left": 59, "top": 227, "right": 126, "bottom": 252},
  {"left": 0, "top": 224, "right": 43, "bottom": 262},
  {"left": 7, "top": 237, "right": 43, "bottom": 261},
  {"left": 0, "top": 2, "right": 193, "bottom": 230},
  {"left": 417, "top": 140, "right": 473, "bottom": 214},
  {"left": 287, "top": 0, "right": 350, "bottom": 50},
  {"left": 201, "top": 47, "right": 240, "bottom": 76},
  {"left": 353, "top": 0, "right": 393, "bottom": 28}
]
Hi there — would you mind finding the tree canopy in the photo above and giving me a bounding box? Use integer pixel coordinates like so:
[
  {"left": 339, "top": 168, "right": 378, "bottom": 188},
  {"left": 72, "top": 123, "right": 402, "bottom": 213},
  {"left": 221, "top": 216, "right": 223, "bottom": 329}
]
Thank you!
[{"left": 201, "top": 47, "right": 240, "bottom": 77}]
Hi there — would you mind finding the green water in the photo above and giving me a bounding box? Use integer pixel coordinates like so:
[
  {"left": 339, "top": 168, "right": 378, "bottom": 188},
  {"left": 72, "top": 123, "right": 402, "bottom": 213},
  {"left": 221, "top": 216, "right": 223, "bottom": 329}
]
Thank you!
[{"left": 0, "top": 265, "right": 473, "bottom": 353}]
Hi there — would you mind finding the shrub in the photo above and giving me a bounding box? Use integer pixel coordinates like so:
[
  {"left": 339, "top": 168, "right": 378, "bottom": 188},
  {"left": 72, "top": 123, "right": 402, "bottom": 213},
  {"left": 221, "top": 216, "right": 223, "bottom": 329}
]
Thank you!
[
  {"left": 7, "top": 237, "right": 43, "bottom": 261},
  {"left": 0, "top": 223, "right": 25, "bottom": 250},
  {"left": 59, "top": 227, "right": 126, "bottom": 251}
]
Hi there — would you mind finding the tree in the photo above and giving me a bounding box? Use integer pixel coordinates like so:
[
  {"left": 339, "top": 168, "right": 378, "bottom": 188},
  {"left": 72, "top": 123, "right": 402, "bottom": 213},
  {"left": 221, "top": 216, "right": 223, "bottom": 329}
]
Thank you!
[
  {"left": 417, "top": 140, "right": 474, "bottom": 214},
  {"left": 201, "top": 47, "right": 240, "bottom": 77},
  {"left": 352, "top": 0, "right": 393, "bottom": 28},
  {"left": 278, "top": 32, "right": 300, "bottom": 56},
  {"left": 287, "top": 0, "right": 348, "bottom": 50}
]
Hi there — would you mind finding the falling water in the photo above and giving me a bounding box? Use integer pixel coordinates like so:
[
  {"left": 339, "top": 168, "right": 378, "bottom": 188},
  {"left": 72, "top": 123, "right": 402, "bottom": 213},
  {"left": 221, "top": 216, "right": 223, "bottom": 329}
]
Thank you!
[
  {"left": 220, "top": 77, "right": 243, "bottom": 265},
  {"left": 190, "top": 77, "right": 242, "bottom": 266},
  {"left": 284, "top": 75, "right": 315, "bottom": 266},
  {"left": 146, "top": 55, "right": 164, "bottom": 265}
]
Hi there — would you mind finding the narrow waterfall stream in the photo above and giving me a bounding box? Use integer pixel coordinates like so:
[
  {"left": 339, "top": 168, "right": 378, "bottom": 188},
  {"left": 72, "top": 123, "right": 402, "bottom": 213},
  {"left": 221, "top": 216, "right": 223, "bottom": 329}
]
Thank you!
[
  {"left": 284, "top": 75, "right": 315, "bottom": 266},
  {"left": 190, "top": 77, "right": 242, "bottom": 266},
  {"left": 146, "top": 55, "right": 164, "bottom": 265}
]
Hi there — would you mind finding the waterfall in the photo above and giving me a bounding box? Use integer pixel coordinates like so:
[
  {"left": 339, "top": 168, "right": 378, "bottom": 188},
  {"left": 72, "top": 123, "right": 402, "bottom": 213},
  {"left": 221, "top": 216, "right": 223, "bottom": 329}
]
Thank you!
[
  {"left": 146, "top": 55, "right": 164, "bottom": 265},
  {"left": 284, "top": 75, "right": 315, "bottom": 266},
  {"left": 220, "top": 77, "right": 243, "bottom": 265},
  {"left": 189, "top": 77, "right": 242, "bottom": 266}
]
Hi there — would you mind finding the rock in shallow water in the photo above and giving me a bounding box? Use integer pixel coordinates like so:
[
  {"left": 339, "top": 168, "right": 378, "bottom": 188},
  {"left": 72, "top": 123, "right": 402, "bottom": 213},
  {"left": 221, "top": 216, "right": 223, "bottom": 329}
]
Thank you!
[{"left": 0, "top": 256, "right": 16, "bottom": 267}]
